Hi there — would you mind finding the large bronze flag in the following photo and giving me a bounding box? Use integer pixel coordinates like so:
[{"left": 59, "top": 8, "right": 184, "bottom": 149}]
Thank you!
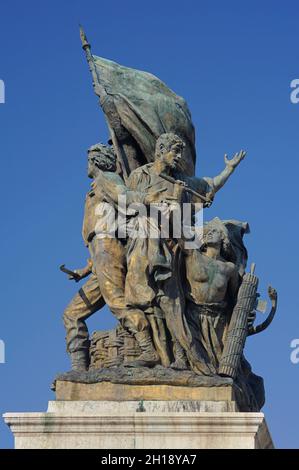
[{"left": 80, "top": 28, "right": 196, "bottom": 178}]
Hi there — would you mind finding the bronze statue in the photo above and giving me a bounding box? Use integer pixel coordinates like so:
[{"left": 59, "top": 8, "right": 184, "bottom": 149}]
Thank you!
[
  {"left": 56, "top": 28, "right": 278, "bottom": 413},
  {"left": 62, "top": 143, "right": 160, "bottom": 371},
  {"left": 183, "top": 218, "right": 245, "bottom": 374},
  {"left": 125, "top": 134, "right": 246, "bottom": 370}
]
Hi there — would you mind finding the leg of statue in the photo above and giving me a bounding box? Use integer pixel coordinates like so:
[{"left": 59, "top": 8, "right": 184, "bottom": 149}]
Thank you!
[
  {"left": 147, "top": 307, "right": 172, "bottom": 367},
  {"left": 159, "top": 292, "right": 215, "bottom": 376},
  {"left": 63, "top": 273, "right": 105, "bottom": 371},
  {"left": 90, "top": 237, "right": 159, "bottom": 367},
  {"left": 170, "top": 340, "right": 189, "bottom": 370}
]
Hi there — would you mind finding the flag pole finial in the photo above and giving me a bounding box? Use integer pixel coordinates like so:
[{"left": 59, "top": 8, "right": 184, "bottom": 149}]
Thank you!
[{"left": 79, "top": 25, "right": 90, "bottom": 50}]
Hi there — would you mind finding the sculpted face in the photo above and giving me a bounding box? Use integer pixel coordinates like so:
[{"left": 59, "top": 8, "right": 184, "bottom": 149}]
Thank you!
[
  {"left": 87, "top": 151, "right": 100, "bottom": 179},
  {"left": 205, "top": 227, "right": 222, "bottom": 246},
  {"left": 160, "top": 140, "right": 185, "bottom": 170},
  {"left": 87, "top": 149, "right": 116, "bottom": 178}
]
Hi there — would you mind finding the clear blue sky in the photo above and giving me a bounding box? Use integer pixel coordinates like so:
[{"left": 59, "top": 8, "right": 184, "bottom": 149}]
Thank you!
[{"left": 0, "top": 0, "right": 298, "bottom": 449}]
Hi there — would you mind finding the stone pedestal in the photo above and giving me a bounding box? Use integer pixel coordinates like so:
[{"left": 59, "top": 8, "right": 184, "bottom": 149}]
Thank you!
[
  {"left": 55, "top": 379, "right": 238, "bottom": 403},
  {"left": 3, "top": 381, "right": 274, "bottom": 449}
]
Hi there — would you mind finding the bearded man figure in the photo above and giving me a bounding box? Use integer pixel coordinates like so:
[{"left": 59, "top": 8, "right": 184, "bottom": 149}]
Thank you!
[{"left": 62, "top": 143, "right": 159, "bottom": 371}]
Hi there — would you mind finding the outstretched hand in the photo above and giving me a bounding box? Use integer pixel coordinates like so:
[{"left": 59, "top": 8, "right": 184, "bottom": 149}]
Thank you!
[{"left": 224, "top": 150, "right": 246, "bottom": 169}]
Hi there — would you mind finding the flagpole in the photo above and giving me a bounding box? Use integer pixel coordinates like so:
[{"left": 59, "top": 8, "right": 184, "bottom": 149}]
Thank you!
[{"left": 79, "top": 26, "right": 130, "bottom": 180}]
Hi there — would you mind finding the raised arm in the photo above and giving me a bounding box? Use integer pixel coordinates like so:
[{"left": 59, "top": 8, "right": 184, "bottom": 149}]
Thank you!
[
  {"left": 178, "top": 151, "right": 246, "bottom": 206},
  {"left": 211, "top": 150, "right": 246, "bottom": 193}
]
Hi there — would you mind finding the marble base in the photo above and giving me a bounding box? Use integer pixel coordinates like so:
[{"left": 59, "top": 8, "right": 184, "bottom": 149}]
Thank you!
[{"left": 3, "top": 400, "right": 273, "bottom": 449}]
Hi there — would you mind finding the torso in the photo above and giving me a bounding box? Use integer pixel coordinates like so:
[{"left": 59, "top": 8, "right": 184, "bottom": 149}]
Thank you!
[
  {"left": 185, "top": 250, "right": 235, "bottom": 303},
  {"left": 82, "top": 183, "right": 110, "bottom": 246},
  {"left": 128, "top": 164, "right": 187, "bottom": 204}
]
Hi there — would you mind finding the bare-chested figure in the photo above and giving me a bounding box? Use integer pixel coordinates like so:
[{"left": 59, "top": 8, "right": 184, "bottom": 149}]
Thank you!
[{"left": 184, "top": 218, "right": 240, "bottom": 373}]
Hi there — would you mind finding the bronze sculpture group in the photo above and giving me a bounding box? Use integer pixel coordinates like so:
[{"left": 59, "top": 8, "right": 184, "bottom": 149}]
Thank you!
[{"left": 59, "top": 28, "right": 278, "bottom": 411}]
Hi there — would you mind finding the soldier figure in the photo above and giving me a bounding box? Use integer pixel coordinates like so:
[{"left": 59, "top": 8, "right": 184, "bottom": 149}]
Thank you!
[
  {"left": 62, "top": 143, "right": 159, "bottom": 371},
  {"left": 125, "top": 133, "right": 246, "bottom": 371}
]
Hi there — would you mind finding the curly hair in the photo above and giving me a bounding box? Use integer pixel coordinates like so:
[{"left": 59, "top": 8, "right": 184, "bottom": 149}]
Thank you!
[
  {"left": 88, "top": 143, "right": 116, "bottom": 172},
  {"left": 155, "top": 133, "right": 185, "bottom": 159},
  {"left": 201, "top": 218, "right": 236, "bottom": 263}
]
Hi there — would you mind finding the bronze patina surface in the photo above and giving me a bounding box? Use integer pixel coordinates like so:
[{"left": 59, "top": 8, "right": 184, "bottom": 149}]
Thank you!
[{"left": 57, "top": 28, "right": 278, "bottom": 413}]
